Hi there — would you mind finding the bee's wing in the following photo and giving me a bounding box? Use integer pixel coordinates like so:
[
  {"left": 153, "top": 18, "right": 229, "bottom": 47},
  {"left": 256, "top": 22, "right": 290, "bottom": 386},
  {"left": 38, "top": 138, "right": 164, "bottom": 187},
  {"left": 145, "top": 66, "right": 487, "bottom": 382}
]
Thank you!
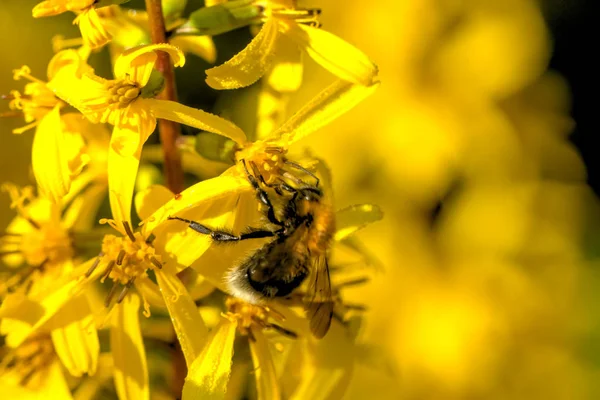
[{"left": 304, "top": 255, "right": 334, "bottom": 339}]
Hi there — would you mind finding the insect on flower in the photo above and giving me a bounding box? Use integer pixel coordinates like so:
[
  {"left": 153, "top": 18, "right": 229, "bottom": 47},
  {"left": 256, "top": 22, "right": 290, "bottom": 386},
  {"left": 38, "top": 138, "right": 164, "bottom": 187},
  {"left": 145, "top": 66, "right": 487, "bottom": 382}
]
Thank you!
[{"left": 169, "top": 156, "right": 335, "bottom": 338}]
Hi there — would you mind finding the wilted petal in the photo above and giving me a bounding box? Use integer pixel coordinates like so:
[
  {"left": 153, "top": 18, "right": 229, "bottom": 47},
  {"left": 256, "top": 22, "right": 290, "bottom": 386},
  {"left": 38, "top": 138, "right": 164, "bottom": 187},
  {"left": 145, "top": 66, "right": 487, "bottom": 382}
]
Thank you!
[
  {"left": 271, "top": 79, "right": 379, "bottom": 145},
  {"left": 334, "top": 204, "right": 383, "bottom": 242},
  {"left": 249, "top": 328, "right": 281, "bottom": 400},
  {"left": 114, "top": 44, "right": 185, "bottom": 85},
  {"left": 145, "top": 98, "right": 246, "bottom": 145},
  {"left": 283, "top": 21, "right": 378, "bottom": 86},
  {"left": 156, "top": 270, "right": 208, "bottom": 367},
  {"left": 111, "top": 294, "right": 149, "bottom": 400},
  {"left": 205, "top": 19, "right": 280, "bottom": 90},
  {"left": 182, "top": 318, "right": 237, "bottom": 400}
]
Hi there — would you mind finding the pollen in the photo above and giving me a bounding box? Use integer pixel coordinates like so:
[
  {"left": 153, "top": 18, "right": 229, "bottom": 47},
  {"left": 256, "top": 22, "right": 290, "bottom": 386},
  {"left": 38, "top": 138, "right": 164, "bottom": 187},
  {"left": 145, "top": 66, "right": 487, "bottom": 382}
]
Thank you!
[
  {"left": 20, "top": 223, "right": 73, "bottom": 266},
  {"left": 236, "top": 143, "right": 288, "bottom": 185},
  {"left": 105, "top": 79, "right": 141, "bottom": 108},
  {"left": 224, "top": 297, "right": 296, "bottom": 338}
]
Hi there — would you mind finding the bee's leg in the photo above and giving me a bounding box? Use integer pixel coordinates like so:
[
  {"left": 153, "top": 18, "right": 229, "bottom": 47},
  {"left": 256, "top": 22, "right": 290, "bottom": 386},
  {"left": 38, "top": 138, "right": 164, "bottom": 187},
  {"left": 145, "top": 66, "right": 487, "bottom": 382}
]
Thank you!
[
  {"left": 284, "top": 160, "right": 320, "bottom": 187},
  {"left": 242, "top": 160, "right": 284, "bottom": 227},
  {"left": 168, "top": 216, "right": 277, "bottom": 242}
]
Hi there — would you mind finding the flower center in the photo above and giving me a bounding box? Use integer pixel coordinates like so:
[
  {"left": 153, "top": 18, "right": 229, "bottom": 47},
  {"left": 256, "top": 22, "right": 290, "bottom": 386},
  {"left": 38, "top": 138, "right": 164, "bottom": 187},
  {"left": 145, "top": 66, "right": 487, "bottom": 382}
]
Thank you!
[
  {"left": 105, "top": 79, "right": 141, "bottom": 108},
  {"left": 20, "top": 223, "right": 73, "bottom": 266},
  {"left": 235, "top": 143, "right": 288, "bottom": 185},
  {"left": 225, "top": 297, "right": 296, "bottom": 338},
  {"left": 86, "top": 220, "right": 162, "bottom": 307},
  {"left": 0, "top": 335, "right": 55, "bottom": 387}
]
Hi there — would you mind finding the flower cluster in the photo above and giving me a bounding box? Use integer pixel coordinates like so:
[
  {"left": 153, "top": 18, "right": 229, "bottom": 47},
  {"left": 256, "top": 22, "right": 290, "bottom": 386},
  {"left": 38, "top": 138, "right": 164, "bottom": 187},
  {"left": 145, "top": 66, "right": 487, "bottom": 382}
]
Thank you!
[{"left": 1, "top": 1, "right": 381, "bottom": 398}]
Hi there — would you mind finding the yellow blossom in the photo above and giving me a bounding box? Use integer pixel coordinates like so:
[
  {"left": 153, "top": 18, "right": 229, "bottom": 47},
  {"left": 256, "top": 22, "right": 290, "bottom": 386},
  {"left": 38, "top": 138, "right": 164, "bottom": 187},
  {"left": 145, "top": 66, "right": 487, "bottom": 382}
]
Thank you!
[
  {"left": 33, "top": 0, "right": 113, "bottom": 49},
  {"left": 48, "top": 43, "right": 247, "bottom": 223},
  {"left": 204, "top": 0, "right": 378, "bottom": 89}
]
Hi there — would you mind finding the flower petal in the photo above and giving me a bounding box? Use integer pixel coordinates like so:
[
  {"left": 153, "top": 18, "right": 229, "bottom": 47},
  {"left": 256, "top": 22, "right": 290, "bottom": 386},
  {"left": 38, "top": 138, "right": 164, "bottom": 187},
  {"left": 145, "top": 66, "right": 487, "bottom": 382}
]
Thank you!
[
  {"left": 114, "top": 44, "right": 185, "bottom": 86},
  {"left": 50, "top": 296, "right": 99, "bottom": 377},
  {"left": 249, "top": 328, "right": 281, "bottom": 400},
  {"left": 205, "top": 19, "right": 280, "bottom": 90},
  {"left": 334, "top": 204, "right": 383, "bottom": 242},
  {"left": 156, "top": 270, "right": 208, "bottom": 367},
  {"left": 108, "top": 125, "right": 144, "bottom": 224},
  {"left": 76, "top": 7, "right": 113, "bottom": 50},
  {"left": 170, "top": 35, "right": 217, "bottom": 64},
  {"left": 111, "top": 293, "right": 149, "bottom": 400},
  {"left": 145, "top": 98, "right": 246, "bottom": 145},
  {"left": 182, "top": 318, "right": 237, "bottom": 400},
  {"left": 135, "top": 184, "right": 174, "bottom": 222},
  {"left": 266, "top": 34, "right": 303, "bottom": 93},
  {"left": 270, "top": 79, "right": 379, "bottom": 145},
  {"left": 283, "top": 22, "right": 378, "bottom": 86},
  {"left": 32, "top": 106, "right": 72, "bottom": 203}
]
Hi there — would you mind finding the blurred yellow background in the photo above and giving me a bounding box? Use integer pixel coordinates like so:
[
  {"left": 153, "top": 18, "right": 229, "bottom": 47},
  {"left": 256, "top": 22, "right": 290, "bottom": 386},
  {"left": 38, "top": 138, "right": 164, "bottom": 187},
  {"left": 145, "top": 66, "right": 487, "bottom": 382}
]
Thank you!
[{"left": 2, "top": 0, "right": 599, "bottom": 399}]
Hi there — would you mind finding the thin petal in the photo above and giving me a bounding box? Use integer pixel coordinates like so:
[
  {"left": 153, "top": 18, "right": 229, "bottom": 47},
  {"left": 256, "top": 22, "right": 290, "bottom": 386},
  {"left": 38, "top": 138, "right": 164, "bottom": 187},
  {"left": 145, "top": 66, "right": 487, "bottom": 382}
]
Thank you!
[
  {"left": 205, "top": 19, "right": 280, "bottom": 90},
  {"left": 182, "top": 318, "right": 237, "bottom": 400},
  {"left": 334, "top": 204, "right": 383, "bottom": 242},
  {"left": 145, "top": 98, "right": 246, "bottom": 145},
  {"left": 135, "top": 184, "right": 174, "bottom": 222},
  {"left": 144, "top": 173, "right": 248, "bottom": 231},
  {"left": 77, "top": 7, "right": 112, "bottom": 50},
  {"left": 170, "top": 35, "right": 217, "bottom": 64},
  {"left": 111, "top": 294, "right": 149, "bottom": 400},
  {"left": 156, "top": 270, "right": 208, "bottom": 367},
  {"left": 115, "top": 44, "right": 185, "bottom": 85},
  {"left": 283, "top": 22, "right": 378, "bottom": 86},
  {"left": 32, "top": 106, "right": 71, "bottom": 203},
  {"left": 270, "top": 79, "right": 379, "bottom": 145},
  {"left": 249, "top": 328, "right": 281, "bottom": 400},
  {"left": 108, "top": 125, "right": 144, "bottom": 224},
  {"left": 51, "top": 297, "right": 99, "bottom": 377}
]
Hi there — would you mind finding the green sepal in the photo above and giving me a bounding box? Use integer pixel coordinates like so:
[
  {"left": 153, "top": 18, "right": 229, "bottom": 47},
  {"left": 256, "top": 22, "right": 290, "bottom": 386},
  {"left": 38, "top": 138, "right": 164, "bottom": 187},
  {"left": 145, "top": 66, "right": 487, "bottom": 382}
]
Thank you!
[
  {"left": 141, "top": 70, "right": 165, "bottom": 98},
  {"left": 95, "top": 0, "right": 131, "bottom": 8},
  {"left": 175, "top": 0, "right": 262, "bottom": 37},
  {"left": 162, "top": 0, "right": 188, "bottom": 22},
  {"left": 193, "top": 132, "right": 237, "bottom": 163}
]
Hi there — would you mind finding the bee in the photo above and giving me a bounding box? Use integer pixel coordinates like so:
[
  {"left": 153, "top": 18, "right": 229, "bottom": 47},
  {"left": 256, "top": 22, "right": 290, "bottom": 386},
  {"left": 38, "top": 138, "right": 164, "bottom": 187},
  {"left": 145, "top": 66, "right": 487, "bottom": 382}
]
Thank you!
[{"left": 168, "top": 158, "right": 335, "bottom": 338}]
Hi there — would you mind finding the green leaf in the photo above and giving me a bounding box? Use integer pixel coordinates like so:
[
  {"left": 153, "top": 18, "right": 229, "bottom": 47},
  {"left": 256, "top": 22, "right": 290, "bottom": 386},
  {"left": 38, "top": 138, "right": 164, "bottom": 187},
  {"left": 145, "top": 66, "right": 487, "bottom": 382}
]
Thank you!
[
  {"left": 175, "top": 0, "right": 262, "bottom": 37},
  {"left": 162, "top": 0, "right": 188, "bottom": 21},
  {"left": 141, "top": 69, "right": 165, "bottom": 99},
  {"left": 193, "top": 132, "right": 237, "bottom": 164}
]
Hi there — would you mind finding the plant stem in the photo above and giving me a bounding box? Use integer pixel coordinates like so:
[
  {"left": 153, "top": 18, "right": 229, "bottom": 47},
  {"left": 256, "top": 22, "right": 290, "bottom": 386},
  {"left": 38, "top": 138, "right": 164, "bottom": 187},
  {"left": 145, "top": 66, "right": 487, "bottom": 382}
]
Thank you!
[{"left": 145, "top": 0, "right": 184, "bottom": 193}]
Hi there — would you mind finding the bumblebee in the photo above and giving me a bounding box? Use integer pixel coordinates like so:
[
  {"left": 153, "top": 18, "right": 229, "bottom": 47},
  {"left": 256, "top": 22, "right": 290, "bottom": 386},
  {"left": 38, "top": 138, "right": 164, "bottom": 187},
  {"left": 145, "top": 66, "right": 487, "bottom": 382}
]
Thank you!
[{"left": 169, "top": 158, "right": 335, "bottom": 338}]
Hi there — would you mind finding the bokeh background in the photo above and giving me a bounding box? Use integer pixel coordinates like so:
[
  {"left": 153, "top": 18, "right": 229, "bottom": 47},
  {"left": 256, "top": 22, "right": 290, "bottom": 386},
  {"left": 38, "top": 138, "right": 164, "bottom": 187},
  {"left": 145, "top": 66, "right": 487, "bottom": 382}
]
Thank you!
[{"left": 1, "top": 0, "right": 598, "bottom": 398}]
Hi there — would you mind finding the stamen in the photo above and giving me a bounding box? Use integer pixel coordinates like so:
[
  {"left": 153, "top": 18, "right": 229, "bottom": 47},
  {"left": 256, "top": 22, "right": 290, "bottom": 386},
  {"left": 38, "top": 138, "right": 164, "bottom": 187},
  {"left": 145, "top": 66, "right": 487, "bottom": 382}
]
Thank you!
[
  {"left": 12, "top": 66, "right": 44, "bottom": 84},
  {"left": 51, "top": 35, "right": 84, "bottom": 52},
  {"left": 145, "top": 233, "right": 156, "bottom": 244},
  {"left": 85, "top": 252, "right": 104, "bottom": 278},
  {"left": 104, "top": 280, "right": 120, "bottom": 307},
  {"left": 116, "top": 249, "right": 126, "bottom": 265},
  {"left": 150, "top": 256, "right": 163, "bottom": 269},
  {"left": 117, "top": 278, "right": 135, "bottom": 303},
  {"left": 12, "top": 121, "right": 39, "bottom": 135},
  {"left": 100, "top": 260, "right": 115, "bottom": 283},
  {"left": 122, "top": 221, "right": 136, "bottom": 242},
  {"left": 264, "top": 322, "right": 298, "bottom": 339},
  {"left": 26, "top": 217, "right": 40, "bottom": 230}
]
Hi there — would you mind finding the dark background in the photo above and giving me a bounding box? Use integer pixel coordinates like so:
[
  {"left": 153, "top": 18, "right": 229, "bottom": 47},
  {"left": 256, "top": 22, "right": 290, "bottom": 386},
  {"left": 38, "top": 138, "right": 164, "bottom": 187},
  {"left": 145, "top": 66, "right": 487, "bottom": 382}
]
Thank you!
[{"left": 546, "top": 0, "right": 598, "bottom": 194}]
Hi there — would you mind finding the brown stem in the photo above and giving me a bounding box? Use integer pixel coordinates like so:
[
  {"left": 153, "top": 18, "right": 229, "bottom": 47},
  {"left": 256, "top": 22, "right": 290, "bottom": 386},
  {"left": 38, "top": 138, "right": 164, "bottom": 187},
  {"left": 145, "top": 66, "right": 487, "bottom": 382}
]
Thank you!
[{"left": 145, "top": 0, "right": 184, "bottom": 193}]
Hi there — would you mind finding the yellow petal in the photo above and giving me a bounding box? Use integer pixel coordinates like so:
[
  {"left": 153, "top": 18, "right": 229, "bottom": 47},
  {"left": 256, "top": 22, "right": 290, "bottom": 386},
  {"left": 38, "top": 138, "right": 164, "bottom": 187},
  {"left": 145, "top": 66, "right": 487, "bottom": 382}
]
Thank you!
[
  {"left": 270, "top": 79, "right": 379, "bottom": 145},
  {"left": 145, "top": 98, "right": 246, "bottom": 145},
  {"left": 135, "top": 184, "right": 174, "bottom": 222},
  {"left": 266, "top": 34, "right": 303, "bottom": 93},
  {"left": 134, "top": 276, "right": 167, "bottom": 310},
  {"left": 111, "top": 293, "right": 149, "bottom": 400},
  {"left": 77, "top": 7, "right": 113, "bottom": 50},
  {"left": 32, "top": 106, "right": 71, "bottom": 203},
  {"left": 108, "top": 125, "right": 144, "bottom": 224},
  {"left": 249, "top": 328, "right": 281, "bottom": 400},
  {"left": 38, "top": 360, "right": 74, "bottom": 399},
  {"left": 144, "top": 174, "right": 249, "bottom": 233},
  {"left": 50, "top": 296, "right": 99, "bottom": 377},
  {"left": 182, "top": 318, "right": 237, "bottom": 400},
  {"left": 155, "top": 270, "right": 208, "bottom": 367},
  {"left": 170, "top": 35, "right": 217, "bottom": 64},
  {"left": 334, "top": 204, "right": 383, "bottom": 242},
  {"left": 114, "top": 44, "right": 185, "bottom": 86},
  {"left": 283, "top": 21, "right": 378, "bottom": 86},
  {"left": 47, "top": 48, "right": 91, "bottom": 80},
  {"left": 205, "top": 19, "right": 280, "bottom": 90}
]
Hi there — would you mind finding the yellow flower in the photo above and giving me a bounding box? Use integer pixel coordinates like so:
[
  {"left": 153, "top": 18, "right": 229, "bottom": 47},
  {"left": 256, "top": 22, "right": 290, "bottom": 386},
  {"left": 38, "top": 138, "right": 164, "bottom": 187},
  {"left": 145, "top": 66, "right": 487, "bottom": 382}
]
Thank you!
[
  {"left": 48, "top": 43, "right": 247, "bottom": 223},
  {"left": 0, "top": 335, "right": 73, "bottom": 398},
  {"left": 33, "top": 0, "right": 112, "bottom": 49},
  {"left": 205, "top": 0, "right": 378, "bottom": 89}
]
